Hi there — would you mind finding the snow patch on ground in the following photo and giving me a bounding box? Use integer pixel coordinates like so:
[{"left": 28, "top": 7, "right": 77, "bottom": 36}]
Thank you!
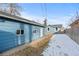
[{"left": 42, "top": 34, "right": 79, "bottom": 56}]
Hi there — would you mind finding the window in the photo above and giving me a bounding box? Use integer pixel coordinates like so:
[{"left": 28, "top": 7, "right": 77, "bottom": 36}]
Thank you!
[
  {"left": 48, "top": 28, "right": 49, "bottom": 31},
  {"left": 56, "top": 27, "right": 58, "bottom": 31},
  {"left": 21, "top": 30, "right": 24, "bottom": 34},
  {"left": 33, "top": 30, "right": 37, "bottom": 33},
  {"left": 16, "top": 30, "right": 20, "bottom": 35},
  {"left": 16, "top": 30, "right": 24, "bottom": 35}
]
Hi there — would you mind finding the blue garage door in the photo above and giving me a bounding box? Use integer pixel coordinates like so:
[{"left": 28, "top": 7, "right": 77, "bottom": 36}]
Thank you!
[{"left": 0, "top": 19, "right": 20, "bottom": 52}]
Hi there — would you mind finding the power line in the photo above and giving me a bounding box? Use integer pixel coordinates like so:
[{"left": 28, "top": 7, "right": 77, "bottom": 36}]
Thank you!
[
  {"left": 44, "top": 3, "right": 48, "bottom": 19},
  {"left": 41, "top": 4, "right": 45, "bottom": 18},
  {"left": 41, "top": 3, "right": 48, "bottom": 20}
]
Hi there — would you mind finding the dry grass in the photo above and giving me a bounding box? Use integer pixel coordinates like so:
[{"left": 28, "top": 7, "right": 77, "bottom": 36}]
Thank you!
[{"left": 9, "top": 33, "right": 53, "bottom": 56}]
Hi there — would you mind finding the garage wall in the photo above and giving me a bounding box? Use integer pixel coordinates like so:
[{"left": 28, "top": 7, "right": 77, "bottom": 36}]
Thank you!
[
  {"left": 0, "top": 17, "right": 44, "bottom": 53},
  {"left": 0, "top": 18, "right": 20, "bottom": 52},
  {"left": 24, "top": 24, "right": 30, "bottom": 43},
  {"left": 40, "top": 27, "right": 44, "bottom": 37},
  {"left": 32, "top": 25, "right": 40, "bottom": 41}
]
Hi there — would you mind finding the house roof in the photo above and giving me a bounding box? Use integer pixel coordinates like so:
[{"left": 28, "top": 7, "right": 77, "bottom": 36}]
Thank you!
[
  {"left": 0, "top": 11, "right": 44, "bottom": 27},
  {"left": 48, "top": 24, "right": 62, "bottom": 28}
]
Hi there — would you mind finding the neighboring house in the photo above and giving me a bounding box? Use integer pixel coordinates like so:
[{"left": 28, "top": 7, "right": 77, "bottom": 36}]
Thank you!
[
  {"left": 44, "top": 24, "right": 63, "bottom": 34},
  {"left": 69, "top": 19, "right": 79, "bottom": 44},
  {"left": 0, "top": 11, "right": 45, "bottom": 53},
  {"left": 70, "top": 19, "right": 79, "bottom": 28},
  {"left": 65, "top": 18, "right": 79, "bottom": 44}
]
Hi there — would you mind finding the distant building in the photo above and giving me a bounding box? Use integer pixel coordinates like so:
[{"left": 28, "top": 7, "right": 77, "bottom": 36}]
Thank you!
[
  {"left": 69, "top": 18, "right": 79, "bottom": 44},
  {"left": 44, "top": 24, "right": 63, "bottom": 34},
  {"left": 70, "top": 19, "right": 79, "bottom": 28}
]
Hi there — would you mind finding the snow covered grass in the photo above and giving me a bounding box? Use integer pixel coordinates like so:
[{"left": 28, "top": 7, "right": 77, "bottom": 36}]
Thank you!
[{"left": 42, "top": 34, "right": 79, "bottom": 56}]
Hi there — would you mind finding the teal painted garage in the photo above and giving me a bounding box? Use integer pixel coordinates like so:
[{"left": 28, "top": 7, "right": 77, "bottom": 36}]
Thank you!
[{"left": 0, "top": 11, "right": 44, "bottom": 53}]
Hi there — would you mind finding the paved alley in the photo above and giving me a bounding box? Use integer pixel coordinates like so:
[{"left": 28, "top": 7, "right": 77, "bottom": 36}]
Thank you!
[{"left": 42, "top": 34, "right": 79, "bottom": 56}]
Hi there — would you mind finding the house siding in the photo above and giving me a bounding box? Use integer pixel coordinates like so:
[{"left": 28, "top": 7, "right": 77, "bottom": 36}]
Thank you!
[
  {"left": 0, "top": 18, "right": 20, "bottom": 52},
  {"left": 0, "top": 17, "right": 44, "bottom": 53},
  {"left": 32, "top": 25, "right": 40, "bottom": 41}
]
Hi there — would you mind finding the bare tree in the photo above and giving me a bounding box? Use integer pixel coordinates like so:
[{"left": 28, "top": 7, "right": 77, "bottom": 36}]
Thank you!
[
  {"left": 0, "top": 3, "right": 7, "bottom": 12},
  {"left": 0, "top": 3, "right": 22, "bottom": 16},
  {"left": 8, "top": 3, "right": 22, "bottom": 16},
  {"left": 67, "top": 11, "right": 79, "bottom": 26}
]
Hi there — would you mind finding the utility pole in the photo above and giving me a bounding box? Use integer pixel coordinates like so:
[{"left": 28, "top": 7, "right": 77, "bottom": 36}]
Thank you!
[
  {"left": 44, "top": 18, "right": 47, "bottom": 27},
  {"left": 76, "top": 10, "right": 79, "bottom": 18}
]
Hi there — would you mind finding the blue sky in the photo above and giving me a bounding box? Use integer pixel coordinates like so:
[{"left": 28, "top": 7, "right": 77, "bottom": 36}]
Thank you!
[{"left": 18, "top": 3, "right": 79, "bottom": 27}]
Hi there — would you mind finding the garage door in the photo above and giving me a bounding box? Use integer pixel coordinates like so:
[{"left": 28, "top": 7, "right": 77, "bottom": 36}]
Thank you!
[{"left": 0, "top": 19, "right": 20, "bottom": 52}]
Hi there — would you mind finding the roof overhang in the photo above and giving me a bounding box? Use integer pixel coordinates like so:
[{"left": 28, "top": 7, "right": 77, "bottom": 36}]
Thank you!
[{"left": 0, "top": 11, "right": 45, "bottom": 27}]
